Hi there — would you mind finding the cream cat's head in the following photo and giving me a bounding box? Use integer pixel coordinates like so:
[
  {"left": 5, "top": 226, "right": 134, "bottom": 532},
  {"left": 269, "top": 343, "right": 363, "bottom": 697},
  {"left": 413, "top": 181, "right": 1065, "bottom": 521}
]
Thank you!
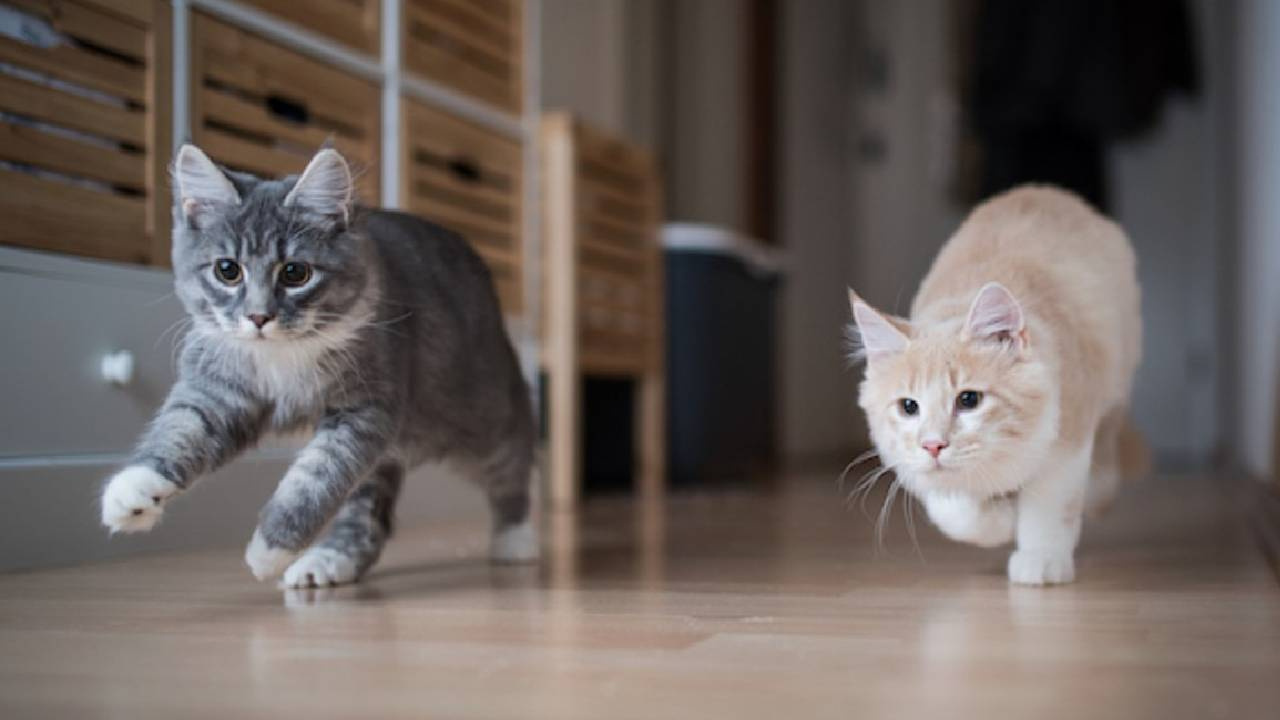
[{"left": 849, "top": 283, "right": 1057, "bottom": 498}]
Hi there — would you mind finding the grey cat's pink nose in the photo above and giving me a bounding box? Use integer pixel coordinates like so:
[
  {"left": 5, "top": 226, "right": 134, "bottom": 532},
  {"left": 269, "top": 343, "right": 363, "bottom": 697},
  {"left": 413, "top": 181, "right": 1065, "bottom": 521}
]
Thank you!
[
  {"left": 247, "top": 314, "right": 274, "bottom": 329},
  {"left": 922, "top": 440, "right": 948, "bottom": 458}
]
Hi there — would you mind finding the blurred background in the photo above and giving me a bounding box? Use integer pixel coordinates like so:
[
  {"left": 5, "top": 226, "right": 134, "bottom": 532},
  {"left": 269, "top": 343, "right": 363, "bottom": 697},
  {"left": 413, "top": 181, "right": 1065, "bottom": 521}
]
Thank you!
[{"left": 542, "top": 0, "right": 1276, "bottom": 491}]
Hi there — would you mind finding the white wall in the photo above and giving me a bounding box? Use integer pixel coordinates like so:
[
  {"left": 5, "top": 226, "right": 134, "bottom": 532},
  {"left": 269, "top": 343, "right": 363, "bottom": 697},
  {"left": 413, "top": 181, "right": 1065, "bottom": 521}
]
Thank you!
[
  {"left": 1236, "top": 0, "right": 1280, "bottom": 476},
  {"left": 776, "top": 0, "right": 861, "bottom": 462}
]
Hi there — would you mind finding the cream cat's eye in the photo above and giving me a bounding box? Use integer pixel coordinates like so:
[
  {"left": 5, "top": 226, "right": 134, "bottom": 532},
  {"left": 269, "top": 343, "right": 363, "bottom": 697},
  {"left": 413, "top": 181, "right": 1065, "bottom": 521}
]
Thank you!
[
  {"left": 956, "top": 390, "right": 983, "bottom": 411},
  {"left": 899, "top": 398, "right": 919, "bottom": 416},
  {"left": 213, "top": 258, "right": 242, "bottom": 285}
]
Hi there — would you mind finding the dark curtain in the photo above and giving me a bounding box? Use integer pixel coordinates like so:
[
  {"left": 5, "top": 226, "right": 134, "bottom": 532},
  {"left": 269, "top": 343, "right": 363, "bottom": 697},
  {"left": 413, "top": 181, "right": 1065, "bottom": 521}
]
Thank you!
[{"left": 968, "top": 0, "right": 1198, "bottom": 211}]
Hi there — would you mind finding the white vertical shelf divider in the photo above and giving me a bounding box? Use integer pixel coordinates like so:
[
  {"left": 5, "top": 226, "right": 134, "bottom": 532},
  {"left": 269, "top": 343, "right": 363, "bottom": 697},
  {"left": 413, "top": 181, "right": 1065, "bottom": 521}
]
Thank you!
[
  {"left": 172, "top": 0, "right": 190, "bottom": 148},
  {"left": 381, "top": 0, "right": 402, "bottom": 210},
  {"left": 520, "top": 0, "right": 543, "bottom": 399}
]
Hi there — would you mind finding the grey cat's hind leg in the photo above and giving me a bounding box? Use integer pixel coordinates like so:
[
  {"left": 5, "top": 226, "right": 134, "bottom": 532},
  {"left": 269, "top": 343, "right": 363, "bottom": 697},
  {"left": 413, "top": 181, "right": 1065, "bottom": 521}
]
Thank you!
[
  {"left": 280, "top": 461, "right": 404, "bottom": 588},
  {"left": 481, "top": 442, "right": 540, "bottom": 564}
]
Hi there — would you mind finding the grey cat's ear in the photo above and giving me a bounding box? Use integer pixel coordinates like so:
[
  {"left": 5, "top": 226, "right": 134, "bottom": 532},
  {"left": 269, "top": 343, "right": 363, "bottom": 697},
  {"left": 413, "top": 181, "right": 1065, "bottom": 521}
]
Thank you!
[
  {"left": 174, "top": 144, "right": 239, "bottom": 228},
  {"left": 283, "top": 148, "right": 354, "bottom": 225},
  {"left": 848, "top": 289, "right": 909, "bottom": 361},
  {"left": 965, "top": 282, "right": 1028, "bottom": 350}
]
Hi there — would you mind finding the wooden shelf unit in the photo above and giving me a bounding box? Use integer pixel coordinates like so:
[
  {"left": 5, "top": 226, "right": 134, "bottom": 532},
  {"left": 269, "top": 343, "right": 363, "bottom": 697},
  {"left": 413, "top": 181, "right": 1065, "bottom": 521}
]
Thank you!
[
  {"left": 0, "top": 0, "right": 172, "bottom": 266},
  {"left": 541, "top": 113, "right": 665, "bottom": 510}
]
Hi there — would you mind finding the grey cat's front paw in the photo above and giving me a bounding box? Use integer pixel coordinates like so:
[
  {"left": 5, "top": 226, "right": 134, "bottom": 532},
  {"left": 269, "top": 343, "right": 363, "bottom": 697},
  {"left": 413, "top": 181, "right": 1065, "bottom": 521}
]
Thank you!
[
  {"left": 1007, "top": 549, "right": 1075, "bottom": 586},
  {"left": 244, "top": 529, "right": 298, "bottom": 581},
  {"left": 101, "top": 465, "right": 178, "bottom": 534},
  {"left": 281, "top": 548, "right": 361, "bottom": 589}
]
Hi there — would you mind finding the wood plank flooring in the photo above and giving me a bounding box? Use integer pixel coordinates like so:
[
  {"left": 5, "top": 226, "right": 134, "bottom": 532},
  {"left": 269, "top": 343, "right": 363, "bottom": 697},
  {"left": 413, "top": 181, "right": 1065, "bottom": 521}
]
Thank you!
[{"left": 0, "top": 473, "right": 1277, "bottom": 719}]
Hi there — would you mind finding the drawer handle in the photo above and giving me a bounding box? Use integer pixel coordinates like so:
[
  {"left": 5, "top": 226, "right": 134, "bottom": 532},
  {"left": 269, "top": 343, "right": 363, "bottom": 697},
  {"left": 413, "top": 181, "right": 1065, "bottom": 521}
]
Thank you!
[
  {"left": 266, "top": 94, "right": 309, "bottom": 125},
  {"left": 447, "top": 157, "right": 482, "bottom": 183},
  {"left": 101, "top": 351, "right": 135, "bottom": 387}
]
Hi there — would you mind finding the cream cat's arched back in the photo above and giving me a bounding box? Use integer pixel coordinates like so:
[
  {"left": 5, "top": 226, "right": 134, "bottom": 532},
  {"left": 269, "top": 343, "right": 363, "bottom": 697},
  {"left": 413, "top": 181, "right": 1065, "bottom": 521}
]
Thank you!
[{"left": 849, "top": 185, "right": 1146, "bottom": 585}]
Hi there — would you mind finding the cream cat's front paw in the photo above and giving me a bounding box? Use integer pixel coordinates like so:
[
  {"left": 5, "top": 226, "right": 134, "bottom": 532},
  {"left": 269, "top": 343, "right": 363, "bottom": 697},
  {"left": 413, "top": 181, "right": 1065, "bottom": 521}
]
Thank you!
[
  {"left": 491, "top": 517, "right": 540, "bottom": 564},
  {"left": 101, "top": 465, "right": 178, "bottom": 533},
  {"left": 1007, "top": 549, "right": 1075, "bottom": 586},
  {"left": 245, "top": 529, "right": 298, "bottom": 581}
]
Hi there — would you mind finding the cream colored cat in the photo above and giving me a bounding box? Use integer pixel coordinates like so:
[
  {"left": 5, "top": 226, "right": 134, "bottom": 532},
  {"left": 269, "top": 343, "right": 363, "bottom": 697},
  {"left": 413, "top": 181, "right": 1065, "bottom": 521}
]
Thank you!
[{"left": 848, "top": 185, "right": 1147, "bottom": 585}]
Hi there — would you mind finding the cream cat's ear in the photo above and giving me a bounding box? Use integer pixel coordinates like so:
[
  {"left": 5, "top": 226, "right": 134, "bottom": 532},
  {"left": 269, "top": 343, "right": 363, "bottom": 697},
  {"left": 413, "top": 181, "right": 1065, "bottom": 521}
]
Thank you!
[
  {"left": 965, "top": 282, "right": 1028, "bottom": 351},
  {"left": 284, "top": 148, "right": 354, "bottom": 225},
  {"left": 174, "top": 144, "right": 239, "bottom": 228},
  {"left": 848, "top": 289, "right": 909, "bottom": 360}
]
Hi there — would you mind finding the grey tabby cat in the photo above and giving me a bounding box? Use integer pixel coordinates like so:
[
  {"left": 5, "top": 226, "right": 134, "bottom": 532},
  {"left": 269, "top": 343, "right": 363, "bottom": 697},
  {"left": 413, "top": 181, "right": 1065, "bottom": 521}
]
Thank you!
[{"left": 100, "top": 145, "right": 539, "bottom": 587}]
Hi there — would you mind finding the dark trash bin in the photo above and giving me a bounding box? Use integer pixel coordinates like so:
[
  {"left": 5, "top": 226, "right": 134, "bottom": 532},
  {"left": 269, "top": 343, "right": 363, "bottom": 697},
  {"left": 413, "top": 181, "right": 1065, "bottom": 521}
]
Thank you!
[{"left": 663, "top": 224, "right": 781, "bottom": 488}]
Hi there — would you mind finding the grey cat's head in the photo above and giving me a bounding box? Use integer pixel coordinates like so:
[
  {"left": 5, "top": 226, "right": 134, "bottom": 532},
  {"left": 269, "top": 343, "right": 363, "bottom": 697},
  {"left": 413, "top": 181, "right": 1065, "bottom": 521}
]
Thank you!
[{"left": 170, "top": 144, "right": 370, "bottom": 344}]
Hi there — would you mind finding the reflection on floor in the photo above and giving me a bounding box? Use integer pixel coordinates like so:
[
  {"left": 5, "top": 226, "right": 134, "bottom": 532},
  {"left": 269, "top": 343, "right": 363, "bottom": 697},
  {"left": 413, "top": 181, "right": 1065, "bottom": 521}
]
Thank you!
[{"left": 0, "top": 473, "right": 1277, "bottom": 719}]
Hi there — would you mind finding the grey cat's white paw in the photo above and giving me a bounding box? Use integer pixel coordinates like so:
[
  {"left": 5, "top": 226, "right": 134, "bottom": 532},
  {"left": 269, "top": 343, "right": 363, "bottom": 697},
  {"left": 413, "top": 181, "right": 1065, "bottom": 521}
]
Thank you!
[
  {"left": 1007, "top": 549, "right": 1075, "bottom": 586},
  {"left": 281, "top": 548, "right": 360, "bottom": 589},
  {"left": 244, "top": 529, "right": 298, "bottom": 581},
  {"left": 101, "top": 465, "right": 177, "bottom": 534},
  {"left": 491, "top": 518, "right": 540, "bottom": 564}
]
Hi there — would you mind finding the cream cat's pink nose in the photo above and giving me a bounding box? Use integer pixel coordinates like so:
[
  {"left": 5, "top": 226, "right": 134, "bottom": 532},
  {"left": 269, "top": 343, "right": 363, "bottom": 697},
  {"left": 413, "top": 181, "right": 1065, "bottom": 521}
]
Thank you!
[{"left": 922, "top": 440, "right": 948, "bottom": 458}]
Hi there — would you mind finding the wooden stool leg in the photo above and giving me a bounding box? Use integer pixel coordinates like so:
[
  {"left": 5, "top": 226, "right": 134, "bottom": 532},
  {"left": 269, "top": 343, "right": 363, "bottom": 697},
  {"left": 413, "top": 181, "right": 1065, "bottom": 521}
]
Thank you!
[
  {"left": 548, "top": 366, "right": 580, "bottom": 512},
  {"left": 635, "top": 372, "right": 666, "bottom": 506}
]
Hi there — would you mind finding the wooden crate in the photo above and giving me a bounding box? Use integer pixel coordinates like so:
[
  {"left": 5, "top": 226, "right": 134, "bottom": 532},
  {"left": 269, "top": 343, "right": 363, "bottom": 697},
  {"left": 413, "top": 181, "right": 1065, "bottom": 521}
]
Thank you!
[
  {"left": 191, "top": 14, "right": 380, "bottom": 203},
  {"left": 540, "top": 113, "right": 664, "bottom": 509},
  {"left": 403, "top": 0, "right": 522, "bottom": 113},
  {"left": 238, "top": 0, "right": 380, "bottom": 55},
  {"left": 0, "top": 0, "right": 171, "bottom": 266},
  {"left": 402, "top": 99, "right": 523, "bottom": 313}
]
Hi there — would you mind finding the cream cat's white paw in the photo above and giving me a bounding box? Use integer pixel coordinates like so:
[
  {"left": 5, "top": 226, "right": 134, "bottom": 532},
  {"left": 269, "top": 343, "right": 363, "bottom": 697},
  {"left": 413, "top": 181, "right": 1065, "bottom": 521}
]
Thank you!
[
  {"left": 245, "top": 529, "right": 298, "bottom": 581},
  {"left": 492, "top": 517, "right": 540, "bottom": 563},
  {"left": 281, "top": 548, "right": 360, "bottom": 589},
  {"left": 1007, "top": 549, "right": 1075, "bottom": 586},
  {"left": 101, "top": 465, "right": 177, "bottom": 533}
]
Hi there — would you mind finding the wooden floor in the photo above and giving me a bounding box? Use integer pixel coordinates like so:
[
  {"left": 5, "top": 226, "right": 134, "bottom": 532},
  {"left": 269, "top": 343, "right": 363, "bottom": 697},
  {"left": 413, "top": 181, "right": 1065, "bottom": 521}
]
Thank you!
[{"left": 1, "top": 473, "right": 1277, "bottom": 719}]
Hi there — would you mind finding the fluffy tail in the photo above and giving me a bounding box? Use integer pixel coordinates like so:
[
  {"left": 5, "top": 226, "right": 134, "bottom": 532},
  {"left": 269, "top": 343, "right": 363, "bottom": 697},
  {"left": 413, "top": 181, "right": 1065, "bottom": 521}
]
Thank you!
[{"left": 1085, "top": 408, "right": 1150, "bottom": 518}]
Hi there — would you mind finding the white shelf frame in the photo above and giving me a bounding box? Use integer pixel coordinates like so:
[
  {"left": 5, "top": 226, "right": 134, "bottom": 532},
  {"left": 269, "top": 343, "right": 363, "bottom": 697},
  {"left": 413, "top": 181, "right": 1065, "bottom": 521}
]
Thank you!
[{"left": 169, "top": 0, "right": 542, "bottom": 385}]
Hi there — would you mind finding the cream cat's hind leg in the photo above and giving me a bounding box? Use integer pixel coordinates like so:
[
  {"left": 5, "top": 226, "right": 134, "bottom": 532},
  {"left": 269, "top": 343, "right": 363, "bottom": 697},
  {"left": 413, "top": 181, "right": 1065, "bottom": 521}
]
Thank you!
[
  {"left": 923, "top": 492, "right": 1015, "bottom": 547},
  {"left": 1008, "top": 444, "right": 1091, "bottom": 585}
]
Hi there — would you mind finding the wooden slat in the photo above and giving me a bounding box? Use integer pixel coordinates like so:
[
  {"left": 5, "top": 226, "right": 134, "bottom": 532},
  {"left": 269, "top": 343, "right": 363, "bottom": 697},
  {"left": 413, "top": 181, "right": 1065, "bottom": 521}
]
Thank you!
[
  {"left": 197, "top": 126, "right": 306, "bottom": 178},
  {"left": 0, "top": 122, "right": 144, "bottom": 188},
  {"left": 417, "top": 0, "right": 514, "bottom": 47},
  {"left": 407, "top": 197, "right": 516, "bottom": 253},
  {"left": 411, "top": 167, "right": 515, "bottom": 218},
  {"left": 406, "top": 98, "right": 521, "bottom": 170},
  {"left": 403, "top": 39, "right": 516, "bottom": 113},
  {"left": 0, "top": 37, "right": 146, "bottom": 104},
  {"left": 238, "top": 0, "right": 379, "bottom": 53},
  {"left": 82, "top": 0, "right": 153, "bottom": 26},
  {"left": 0, "top": 73, "right": 145, "bottom": 145},
  {"left": 407, "top": 0, "right": 512, "bottom": 69},
  {"left": 0, "top": 169, "right": 148, "bottom": 263},
  {"left": 11, "top": 0, "right": 148, "bottom": 58},
  {"left": 409, "top": 169, "right": 515, "bottom": 228},
  {"left": 201, "top": 88, "right": 334, "bottom": 150}
]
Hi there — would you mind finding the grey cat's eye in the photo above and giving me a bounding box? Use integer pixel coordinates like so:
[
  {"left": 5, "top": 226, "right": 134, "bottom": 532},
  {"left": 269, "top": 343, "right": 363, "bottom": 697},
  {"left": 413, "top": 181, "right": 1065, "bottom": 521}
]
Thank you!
[
  {"left": 956, "top": 390, "right": 983, "bottom": 411},
  {"left": 279, "top": 262, "right": 312, "bottom": 288},
  {"left": 899, "top": 398, "right": 919, "bottom": 416},
  {"left": 214, "top": 258, "right": 242, "bottom": 285}
]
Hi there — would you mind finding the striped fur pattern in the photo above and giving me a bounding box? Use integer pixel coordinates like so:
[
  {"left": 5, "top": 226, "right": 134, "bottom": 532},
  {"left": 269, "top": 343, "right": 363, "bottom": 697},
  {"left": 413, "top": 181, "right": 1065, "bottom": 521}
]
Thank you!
[{"left": 101, "top": 146, "right": 538, "bottom": 587}]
